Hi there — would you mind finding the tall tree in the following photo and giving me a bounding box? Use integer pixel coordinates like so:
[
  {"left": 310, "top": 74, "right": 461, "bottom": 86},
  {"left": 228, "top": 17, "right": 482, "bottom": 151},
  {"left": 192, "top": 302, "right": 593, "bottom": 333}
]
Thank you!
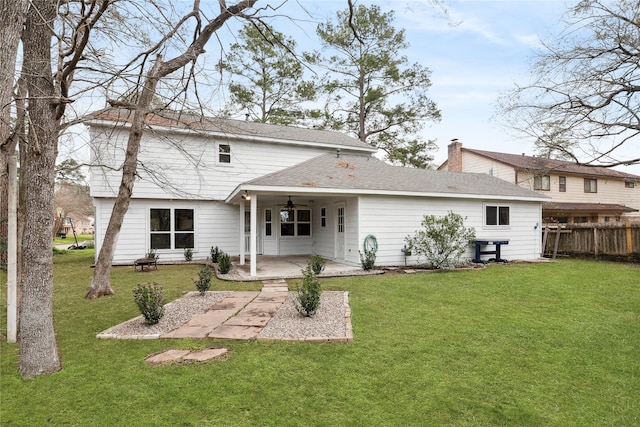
[
  {"left": 309, "top": 4, "right": 441, "bottom": 168},
  {"left": 0, "top": 1, "right": 28, "bottom": 268},
  {"left": 16, "top": 0, "right": 112, "bottom": 377},
  {"left": 219, "top": 22, "right": 316, "bottom": 125},
  {"left": 19, "top": 0, "right": 63, "bottom": 377},
  {"left": 86, "top": 0, "right": 259, "bottom": 299},
  {"left": 502, "top": 0, "right": 640, "bottom": 168}
]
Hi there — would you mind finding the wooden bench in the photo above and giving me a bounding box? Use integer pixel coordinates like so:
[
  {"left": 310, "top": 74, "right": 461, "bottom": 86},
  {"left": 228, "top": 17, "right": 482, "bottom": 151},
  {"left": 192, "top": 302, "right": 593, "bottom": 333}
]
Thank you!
[{"left": 134, "top": 257, "right": 157, "bottom": 272}]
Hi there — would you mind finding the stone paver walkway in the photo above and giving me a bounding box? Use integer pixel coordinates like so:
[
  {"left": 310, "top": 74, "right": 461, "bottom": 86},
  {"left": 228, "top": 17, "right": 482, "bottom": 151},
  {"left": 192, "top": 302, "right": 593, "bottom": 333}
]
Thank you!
[{"left": 160, "top": 279, "right": 288, "bottom": 341}]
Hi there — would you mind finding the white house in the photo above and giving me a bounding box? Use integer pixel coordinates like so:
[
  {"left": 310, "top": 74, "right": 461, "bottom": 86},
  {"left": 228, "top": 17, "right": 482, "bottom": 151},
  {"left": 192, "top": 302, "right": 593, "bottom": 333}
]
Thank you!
[{"left": 88, "top": 108, "right": 548, "bottom": 276}]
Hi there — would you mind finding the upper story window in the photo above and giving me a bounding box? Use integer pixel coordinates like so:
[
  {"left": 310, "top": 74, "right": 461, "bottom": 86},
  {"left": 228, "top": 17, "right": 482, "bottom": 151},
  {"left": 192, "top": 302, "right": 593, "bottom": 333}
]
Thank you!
[
  {"left": 485, "top": 204, "right": 510, "bottom": 226},
  {"left": 625, "top": 181, "right": 635, "bottom": 188},
  {"left": 280, "top": 208, "right": 311, "bottom": 237},
  {"left": 559, "top": 176, "right": 566, "bottom": 192},
  {"left": 584, "top": 178, "right": 597, "bottom": 193},
  {"left": 150, "top": 208, "right": 194, "bottom": 250},
  {"left": 534, "top": 175, "right": 550, "bottom": 191},
  {"left": 217, "top": 143, "right": 231, "bottom": 164}
]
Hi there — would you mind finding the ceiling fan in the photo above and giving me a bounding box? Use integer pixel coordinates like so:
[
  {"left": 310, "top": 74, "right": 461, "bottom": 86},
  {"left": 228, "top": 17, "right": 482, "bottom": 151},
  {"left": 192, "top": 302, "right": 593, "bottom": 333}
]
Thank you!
[{"left": 281, "top": 196, "right": 307, "bottom": 211}]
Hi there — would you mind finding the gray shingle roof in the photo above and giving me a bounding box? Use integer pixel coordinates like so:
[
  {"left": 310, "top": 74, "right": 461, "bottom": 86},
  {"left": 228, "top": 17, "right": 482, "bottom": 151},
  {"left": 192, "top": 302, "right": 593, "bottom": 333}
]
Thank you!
[
  {"left": 245, "top": 153, "right": 548, "bottom": 200},
  {"left": 466, "top": 148, "right": 640, "bottom": 180},
  {"left": 87, "top": 108, "right": 375, "bottom": 152}
]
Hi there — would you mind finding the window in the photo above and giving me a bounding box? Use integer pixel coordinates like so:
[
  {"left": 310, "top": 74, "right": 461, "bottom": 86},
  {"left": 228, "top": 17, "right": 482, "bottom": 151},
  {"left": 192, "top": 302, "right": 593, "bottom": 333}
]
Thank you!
[
  {"left": 264, "top": 209, "right": 272, "bottom": 237},
  {"left": 320, "top": 207, "right": 326, "bottom": 228},
  {"left": 625, "top": 181, "right": 635, "bottom": 188},
  {"left": 573, "top": 216, "right": 588, "bottom": 224},
  {"left": 559, "top": 176, "right": 566, "bottom": 192},
  {"left": 217, "top": 143, "right": 231, "bottom": 164},
  {"left": 280, "top": 208, "right": 311, "bottom": 237},
  {"left": 534, "top": 175, "right": 550, "bottom": 191},
  {"left": 584, "top": 178, "right": 597, "bottom": 193},
  {"left": 485, "top": 204, "right": 510, "bottom": 226},
  {"left": 150, "top": 208, "right": 194, "bottom": 250}
]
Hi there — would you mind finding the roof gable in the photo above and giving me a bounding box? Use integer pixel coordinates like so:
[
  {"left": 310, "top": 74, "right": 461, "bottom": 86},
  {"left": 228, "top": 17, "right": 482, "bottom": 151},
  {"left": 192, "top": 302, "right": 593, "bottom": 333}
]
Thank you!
[
  {"left": 465, "top": 148, "right": 640, "bottom": 180},
  {"left": 86, "top": 108, "right": 376, "bottom": 152}
]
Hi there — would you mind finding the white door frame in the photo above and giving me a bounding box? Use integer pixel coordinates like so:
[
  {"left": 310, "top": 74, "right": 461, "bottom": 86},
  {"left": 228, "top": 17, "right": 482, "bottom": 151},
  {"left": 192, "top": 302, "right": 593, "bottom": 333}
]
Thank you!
[{"left": 334, "top": 202, "right": 346, "bottom": 260}]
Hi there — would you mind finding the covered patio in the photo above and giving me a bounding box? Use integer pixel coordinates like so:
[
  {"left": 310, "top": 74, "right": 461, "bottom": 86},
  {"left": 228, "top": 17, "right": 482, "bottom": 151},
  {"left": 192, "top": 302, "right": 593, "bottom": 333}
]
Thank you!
[{"left": 219, "top": 255, "right": 377, "bottom": 281}]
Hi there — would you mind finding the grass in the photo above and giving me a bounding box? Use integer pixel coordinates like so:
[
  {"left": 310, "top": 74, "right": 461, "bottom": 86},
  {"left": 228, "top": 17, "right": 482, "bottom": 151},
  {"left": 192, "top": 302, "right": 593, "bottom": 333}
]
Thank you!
[
  {"left": 53, "top": 234, "right": 95, "bottom": 246},
  {"left": 1, "top": 253, "right": 639, "bottom": 426}
]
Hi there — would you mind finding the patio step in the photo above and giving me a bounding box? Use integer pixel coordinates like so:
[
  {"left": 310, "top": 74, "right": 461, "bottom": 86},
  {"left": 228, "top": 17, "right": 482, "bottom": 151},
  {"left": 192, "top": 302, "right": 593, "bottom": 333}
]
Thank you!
[{"left": 261, "top": 278, "right": 288, "bottom": 292}]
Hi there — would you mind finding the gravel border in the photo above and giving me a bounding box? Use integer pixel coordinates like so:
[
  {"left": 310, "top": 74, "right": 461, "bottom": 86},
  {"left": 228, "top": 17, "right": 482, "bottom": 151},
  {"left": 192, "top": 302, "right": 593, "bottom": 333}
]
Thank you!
[
  {"left": 258, "top": 291, "right": 351, "bottom": 342},
  {"left": 97, "top": 291, "right": 231, "bottom": 339},
  {"left": 97, "top": 290, "right": 352, "bottom": 342}
]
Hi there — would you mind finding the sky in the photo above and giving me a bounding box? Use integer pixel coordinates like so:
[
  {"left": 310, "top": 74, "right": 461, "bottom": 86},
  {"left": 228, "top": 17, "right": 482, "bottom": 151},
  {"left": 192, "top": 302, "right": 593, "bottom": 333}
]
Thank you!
[
  {"left": 63, "top": 0, "right": 640, "bottom": 175},
  {"left": 243, "top": 0, "right": 639, "bottom": 174}
]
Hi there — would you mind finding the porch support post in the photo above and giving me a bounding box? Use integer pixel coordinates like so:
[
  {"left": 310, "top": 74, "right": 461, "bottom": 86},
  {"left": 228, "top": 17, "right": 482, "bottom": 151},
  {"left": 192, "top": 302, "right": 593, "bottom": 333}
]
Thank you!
[
  {"left": 239, "top": 200, "right": 245, "bottom": 265},
  {"left": 250, "top": 195, "right": 257, "bottom": 277}
]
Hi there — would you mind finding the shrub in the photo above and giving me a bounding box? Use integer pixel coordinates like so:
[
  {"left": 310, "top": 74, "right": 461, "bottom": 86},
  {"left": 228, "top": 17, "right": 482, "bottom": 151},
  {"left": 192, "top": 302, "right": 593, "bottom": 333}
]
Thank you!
[
  {"left": 183, "top": 248, "right": 193, "bottom": 261},
  {"left": 359, "top": 248, "right": 376, "bottom": 270},
  {"left": 295, "top": 266, "right": 322, "bottom": 317},
  {"left": 405, "top": 211, "right": 476, "bottom": 269},
  {"left": 146, "top": 249, "right": 159, "bottom": 260},
  {"left": 193, "top": 265, "right": 213, "bottom": 296},
  {"left": 133, "top": 282, "right": 165, "bottom": 325},
  {"left": 217, "top": 251, "right": 232, "bottom": 274},
  {"left": 308, "top": 255, "right": 326, "bottom": 275},
  {"left": 210, "top": 246, "right": 221, "bottom": 262}
]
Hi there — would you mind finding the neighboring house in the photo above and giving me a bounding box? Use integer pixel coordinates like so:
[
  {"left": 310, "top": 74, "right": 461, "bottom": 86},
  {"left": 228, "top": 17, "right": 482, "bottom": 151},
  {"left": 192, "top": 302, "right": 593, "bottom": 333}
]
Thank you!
[
  {"left": 439, "top": 140, "right": 640, "bottom": 224},
  {"left": 87, "top": 108, "right": 547, "bottom": 276}
]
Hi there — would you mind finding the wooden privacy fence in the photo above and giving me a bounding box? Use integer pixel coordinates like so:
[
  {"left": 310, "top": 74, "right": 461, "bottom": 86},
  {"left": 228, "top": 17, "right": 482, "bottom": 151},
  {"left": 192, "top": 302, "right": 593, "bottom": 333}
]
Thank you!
[{"left": 542, "top": 222, "right": 640, "bottom": 260}]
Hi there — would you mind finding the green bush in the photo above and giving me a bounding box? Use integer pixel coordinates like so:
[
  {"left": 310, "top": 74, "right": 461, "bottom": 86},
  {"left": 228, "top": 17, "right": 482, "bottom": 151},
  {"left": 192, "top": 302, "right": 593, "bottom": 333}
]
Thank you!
[
  {"left": 210, "top": 246, "right": 221, "bottom": 262},
  {"left": 146, "top": 249, "right": 159, "bottom": 260},
  {"left": 405, "top": 211, "right": 476, "bottom": 269},
  {"left": 359, "top": 248, "right": 376, "bottom": 270},
  {"left": 295, "top": 266, "right": 322, "bottom": 317},
  {"left": 183, "top": 248, "right": 193, "bottom": 261},
  {"left": 217, "top": 252, "right": 232, "bottom": 274},
  {"left": 308, "top": 255, "right": 326, "bottom": 275},
  {"left": 133, "top": 282, "right": 165, "bottom": 325},
  {"left": 193, "top": 265, "right": 213, "bottom": 295}
]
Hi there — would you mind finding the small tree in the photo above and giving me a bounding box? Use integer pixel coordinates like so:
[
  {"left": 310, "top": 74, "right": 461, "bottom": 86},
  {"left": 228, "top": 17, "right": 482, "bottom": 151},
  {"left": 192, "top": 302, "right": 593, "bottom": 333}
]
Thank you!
[
  {"left": 295, "top": 266, "right": 321, "bottom": 317},
  {"left": 193, "top": 265, "right": 213, "bottom": 296},
  {"left": 405, "top": 212, "right": 476, "bottom": 269}
]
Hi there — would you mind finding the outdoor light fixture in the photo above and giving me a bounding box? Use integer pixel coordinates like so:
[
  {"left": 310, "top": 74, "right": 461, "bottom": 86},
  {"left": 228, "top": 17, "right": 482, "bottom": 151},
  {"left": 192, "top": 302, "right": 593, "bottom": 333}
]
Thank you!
[{"left": 241, "top": 191, "right": 251, "bottom": 201}]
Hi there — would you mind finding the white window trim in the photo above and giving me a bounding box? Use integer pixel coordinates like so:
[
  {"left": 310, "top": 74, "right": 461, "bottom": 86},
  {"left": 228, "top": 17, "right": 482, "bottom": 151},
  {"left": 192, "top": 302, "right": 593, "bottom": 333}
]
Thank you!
[
  {"left": 148, "top": 206, "right": 197, "bottom": 252},
  {"left": 216, "top": 142, "right": 233, "bottom": 166},
  {"left": 279, "top": 208, "right": 312, "bottom": 238},
  {"left": 483, "top": 203, "right": 511, "bottom": 229}
]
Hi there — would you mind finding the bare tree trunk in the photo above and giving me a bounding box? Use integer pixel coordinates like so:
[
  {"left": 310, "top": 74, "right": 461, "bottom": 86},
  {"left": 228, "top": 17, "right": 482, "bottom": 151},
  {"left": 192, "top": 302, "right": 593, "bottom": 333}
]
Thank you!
[
  {"left": 19, "top": 0, "right": 61, "bottom": 378},
  {"left": 86, "top": 0, "right": 258, "bottom": 299},
  {"left": 0, "top": 0, "right": 28, "bottom": 267},
  {"left": 87, "top": 59, "right": 163, "bottom": 299}
]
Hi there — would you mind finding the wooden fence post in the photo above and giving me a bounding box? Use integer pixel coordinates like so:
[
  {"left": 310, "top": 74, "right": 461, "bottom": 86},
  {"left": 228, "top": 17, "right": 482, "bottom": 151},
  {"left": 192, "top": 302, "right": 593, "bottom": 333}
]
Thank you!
[{"left": 626, "top": 221, "right": 633, "bottom": 254}]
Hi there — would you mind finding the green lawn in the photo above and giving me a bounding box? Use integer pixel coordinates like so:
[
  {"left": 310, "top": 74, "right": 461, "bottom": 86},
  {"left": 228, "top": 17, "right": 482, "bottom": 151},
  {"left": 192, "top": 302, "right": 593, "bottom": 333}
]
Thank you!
[{"left": 1, "top": 253, "right": 639, "bottom": 426}]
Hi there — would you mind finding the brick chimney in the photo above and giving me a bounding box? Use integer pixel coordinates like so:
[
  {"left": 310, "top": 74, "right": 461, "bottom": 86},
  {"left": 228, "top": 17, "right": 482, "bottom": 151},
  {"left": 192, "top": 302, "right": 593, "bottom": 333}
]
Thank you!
[{"left": 447, "top": 139, "right": 463, "bottom": 172}]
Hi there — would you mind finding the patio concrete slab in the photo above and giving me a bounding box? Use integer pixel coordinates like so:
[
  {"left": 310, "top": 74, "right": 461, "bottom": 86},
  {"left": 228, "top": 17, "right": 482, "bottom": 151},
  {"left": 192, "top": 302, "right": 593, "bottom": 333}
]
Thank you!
[
  {"left": 208, "top": 325, "right": 263, "bottom": 340},
  {"left": 224, "top": 315, "right": 272, "bottom": 327},
  {"left": 145, "top": 349, "right": 191, "bottom": 365},
  {"left": 161, "top": 325, "right": 213, "bottom": 339},
  {"left": 254, "top": 292, "right": 289, "bottom": 303},
  {"left": 238, "top": 302, "right": 281, "bottom": 317},
  {"left": 182, "top": 347, "right": 228, "bottom": 362}
]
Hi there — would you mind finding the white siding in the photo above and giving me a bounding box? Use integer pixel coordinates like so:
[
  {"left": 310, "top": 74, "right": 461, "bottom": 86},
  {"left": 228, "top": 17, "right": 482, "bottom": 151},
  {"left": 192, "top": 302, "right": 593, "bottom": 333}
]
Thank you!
[
  {"left": 93, "top": 198, "right": 240, "bottom": 264},
  {"left": 90, "top": 125, "right": 337, "bottom": 200},
  {"left": 358, "top": 195, "right": 542, "bottom": 266}
]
